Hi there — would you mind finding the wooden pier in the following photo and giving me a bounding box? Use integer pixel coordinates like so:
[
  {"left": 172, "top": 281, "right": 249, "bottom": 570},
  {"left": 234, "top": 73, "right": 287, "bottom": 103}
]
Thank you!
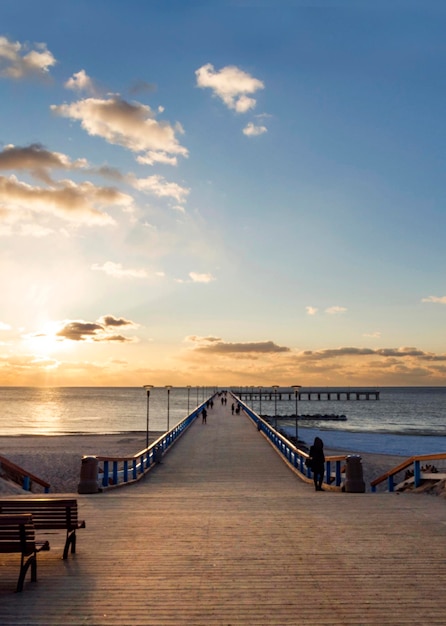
[
  {"left": 233, "top": 388, "right": 380, "bottom": 401},
  {"left": 1, "top": 396, "right": 445, "bottom": 625}
]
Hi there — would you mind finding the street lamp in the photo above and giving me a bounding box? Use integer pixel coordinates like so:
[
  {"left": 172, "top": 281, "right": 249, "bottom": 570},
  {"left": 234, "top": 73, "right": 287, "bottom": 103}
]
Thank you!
[
  {"left": 165, "top": 385, "right": 172, "bottom": 431},
  {"left": 143, "top": 385, "right": 154, "bottom": 448},
  {"left": 196, "top": 386, "right": 199, "bottom": 405},
  {"left": 187, "top": 385, "right": 191, "bottom": 413},
  {"left": 258, "top": 386, "right": 263, "bottom": 416},
  {"left": 272, "top": 385, "right": 279, "bottom": 429},
  {"left": 291, "top": 385, "right": 302, "bottom": 445}
]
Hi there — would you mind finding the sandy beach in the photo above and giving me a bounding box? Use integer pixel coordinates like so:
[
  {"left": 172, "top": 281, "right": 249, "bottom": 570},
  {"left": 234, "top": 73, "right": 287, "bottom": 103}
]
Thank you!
[
  {"left": 0, "top": 432, "right": 408, "bottom": 494},
  {"left": 0, "top": 433, "right": 165, "bottom": 494}
]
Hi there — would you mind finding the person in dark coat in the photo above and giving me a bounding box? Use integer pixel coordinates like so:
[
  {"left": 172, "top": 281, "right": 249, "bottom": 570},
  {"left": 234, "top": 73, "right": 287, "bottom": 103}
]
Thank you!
[{"left": 309, "top": 436, "right": 325, "bottom": 491}]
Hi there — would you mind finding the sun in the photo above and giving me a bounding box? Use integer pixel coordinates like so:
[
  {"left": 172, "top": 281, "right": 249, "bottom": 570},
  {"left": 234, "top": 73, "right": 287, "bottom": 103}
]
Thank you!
[{"left": 23, "top": 322, "right": 72, "bottom": 356}]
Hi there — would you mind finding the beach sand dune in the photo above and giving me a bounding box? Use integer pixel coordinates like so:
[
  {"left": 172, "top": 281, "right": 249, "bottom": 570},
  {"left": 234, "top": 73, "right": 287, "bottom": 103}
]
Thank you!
[{"left": 0, "top": 433, "right": 409, "bottom": 495}]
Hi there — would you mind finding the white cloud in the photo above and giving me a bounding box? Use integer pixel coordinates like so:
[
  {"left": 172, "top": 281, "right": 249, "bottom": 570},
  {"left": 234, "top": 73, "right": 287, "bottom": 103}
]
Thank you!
[
  {"left": 0, "top": 36, "right": 56, "bottom": 79},
  {"left": 0, "top": 144, "right": 89, "bottom": 184},
  {"left": 189, "top": 272, "right": 215, "bottom": 283},
  {"left": 136, "top": 151, "right": 178, "bottom": 166},
  {"left": 325, "top": 306, "right": 347, "bottom": 315},
  {"left": 243, "top": 122, "right": 267, "bottom": 136},
  {"left": 0, "top": 321, "right": 11, "bottom": 331},
  {"left": 422, "top": 296, "right": 446, "bottom": 304},
  {"left": 306, "top": 306, "right": 318, "bottom": 316},
  {"left": 51, "top": 96, "right": 188, "bottom": 166},
  {"left": 0, "top": 174, "right": 132, "bottom": 230},
  {"left": 196, "top": 63, "right": 264, "bottom": 113},
  {"left": 91, "top": 262, "right": 148, "bottom": 279},
  {"left": 129, "top": 174, "right": 190, "bottom": 204},
  {"left": 65, "top": 69, "right": 97, "bottom": 94}
]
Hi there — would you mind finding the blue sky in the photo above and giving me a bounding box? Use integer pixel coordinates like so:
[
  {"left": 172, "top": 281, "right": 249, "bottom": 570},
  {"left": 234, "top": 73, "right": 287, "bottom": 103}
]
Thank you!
[{"left": 1, "top": 0, "right": 446, "bottom": 387}]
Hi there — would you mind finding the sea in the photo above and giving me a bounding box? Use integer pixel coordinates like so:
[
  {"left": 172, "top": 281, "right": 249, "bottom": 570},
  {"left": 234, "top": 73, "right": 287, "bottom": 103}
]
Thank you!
[{"left": 1, "top": 386, "right": 446, "bottom": 458}]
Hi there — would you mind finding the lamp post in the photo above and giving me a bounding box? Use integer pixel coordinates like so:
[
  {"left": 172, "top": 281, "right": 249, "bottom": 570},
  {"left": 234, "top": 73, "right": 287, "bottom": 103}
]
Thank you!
[
  {"left": 143, "top": 385, "right": 154, "bottom": 448},
  {"left": 196, "top": 386, "right": 199, "bottom": 405},
  {"left": 272, "top": 385, "right": 279, "bottom": 429},
  {"left": 291, "top": 385, "right": 302, "bottom": 444},
  {"left": 187, "top": 385, "right": 191, "bottom": 413},
  {"left": 258, "top": 386, "right": 263, "bottom": 416},
  {"left": 165, "top": 385, "right": 172, "bottom": 431}
]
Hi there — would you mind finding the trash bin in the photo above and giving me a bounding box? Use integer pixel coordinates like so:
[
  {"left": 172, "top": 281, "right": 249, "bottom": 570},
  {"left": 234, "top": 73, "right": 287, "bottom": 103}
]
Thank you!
[
  {"left": 257, "top": 420, "right": 262, "bottom": 431},
  {"left": 78, "top": 456, "right": 99, "bottom": 494},
  {"left": 345, "top": 454, "right": 365, "bottom": 493}
]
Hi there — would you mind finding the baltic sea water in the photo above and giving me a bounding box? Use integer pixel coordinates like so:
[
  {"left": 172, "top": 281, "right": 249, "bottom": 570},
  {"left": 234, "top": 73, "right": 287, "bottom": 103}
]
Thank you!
[{"left": 1, "top": 386, "right": 446, "bottom": 457}]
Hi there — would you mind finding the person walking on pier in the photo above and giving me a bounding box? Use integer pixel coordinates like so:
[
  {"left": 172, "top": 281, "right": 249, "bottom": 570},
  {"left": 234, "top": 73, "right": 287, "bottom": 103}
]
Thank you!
[
  {"left": 201, "top": 407, "right": 207, "bottom": 424},
  {"left": 309, "top": 436, "right": 325, "bottom": 491}
]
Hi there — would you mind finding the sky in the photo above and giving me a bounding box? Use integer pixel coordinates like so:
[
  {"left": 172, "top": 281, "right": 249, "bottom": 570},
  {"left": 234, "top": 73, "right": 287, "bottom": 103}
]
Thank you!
[{"left": 1, "top": 0, "right": 446, "bottom": 388}]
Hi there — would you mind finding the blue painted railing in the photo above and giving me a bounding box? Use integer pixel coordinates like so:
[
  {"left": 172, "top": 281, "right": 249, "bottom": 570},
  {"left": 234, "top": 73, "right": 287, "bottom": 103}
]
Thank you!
[
  {"left": 95, "top": 401, "right": 208, "bottom": 490},
  {"left": 232, "top": 394, "right": 347, "bottom": 489}
]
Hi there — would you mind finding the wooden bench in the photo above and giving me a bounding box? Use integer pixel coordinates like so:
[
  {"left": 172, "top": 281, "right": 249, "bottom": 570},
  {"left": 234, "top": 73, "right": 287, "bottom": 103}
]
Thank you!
[
  {"left": 0, "top": 514, "right": 50, "bottom": 592},
  {"left": 0, "top": 499, "right": 85, "bottom": 559}
]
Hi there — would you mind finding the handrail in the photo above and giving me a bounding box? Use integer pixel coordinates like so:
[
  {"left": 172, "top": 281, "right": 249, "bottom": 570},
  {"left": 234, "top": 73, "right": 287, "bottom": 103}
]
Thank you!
[
  {"left": 231, "top": 394, "right": 347, "bottom": 490},
  {"left": 91, "top": 400, "right": 210, "bottom": 490},
  {"left": 0, "top": 454, "right": 51, "bottom": 493},
  {"left": 371, "top": 452, "right": 446, "bottom": 493}
]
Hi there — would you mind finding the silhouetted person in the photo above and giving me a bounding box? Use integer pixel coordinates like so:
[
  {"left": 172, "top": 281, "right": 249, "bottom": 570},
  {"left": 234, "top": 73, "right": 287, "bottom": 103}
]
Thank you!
[
  {"left": 309, "top": 436, "right": 325, "bottom": 491},
  {"left": 202, "top": 408, "right": 207, "bottom": 424},
  {"left": 231, "top": 403, "right": 235, "bottom": 414}
]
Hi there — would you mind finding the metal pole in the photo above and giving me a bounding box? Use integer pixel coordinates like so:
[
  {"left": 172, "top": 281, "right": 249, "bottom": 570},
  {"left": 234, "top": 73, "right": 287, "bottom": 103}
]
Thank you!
[
  {"left": 275, "top": 389, "right": 277, "bottom": 429},
  {"left": 258, "top": 386, "right": 262, "bottom": 416},
  {"left": 272, "top": 385, "right": 279, "bottom": 429},
  {"left": 187, "top": 385, "right": 191, "bottom": 413},
  {"left": 166, "top": 385, "right": 172, "bottom": 431},
  {"left": 295, "top": 391, "right": 298, "bottom": 441},
  {"left": 143, "top": 385, "right": 153, "bottom": 448},
  {"left": 292, "top": 385, "right": 302, "bottom": 444}
]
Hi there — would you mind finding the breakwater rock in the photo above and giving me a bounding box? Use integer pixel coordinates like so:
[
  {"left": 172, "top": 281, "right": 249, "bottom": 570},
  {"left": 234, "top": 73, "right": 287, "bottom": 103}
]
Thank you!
[{"left": 261, "top": 414, "right": 347, "bottom": 421}]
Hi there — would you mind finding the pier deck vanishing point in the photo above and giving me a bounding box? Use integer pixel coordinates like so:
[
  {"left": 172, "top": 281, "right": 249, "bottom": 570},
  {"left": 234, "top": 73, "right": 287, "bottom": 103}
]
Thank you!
[{"left": 1, "top": 395, "right": 446, "bottom": 625}]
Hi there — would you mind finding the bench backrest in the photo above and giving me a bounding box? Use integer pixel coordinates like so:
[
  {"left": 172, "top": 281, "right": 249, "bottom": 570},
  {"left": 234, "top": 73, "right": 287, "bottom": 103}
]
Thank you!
[
  {"left": 0, "top": 514, "right": 36, "bottom": 555},
  {"left": 0, "top": 499, "right": 79, "bottom": 531}
]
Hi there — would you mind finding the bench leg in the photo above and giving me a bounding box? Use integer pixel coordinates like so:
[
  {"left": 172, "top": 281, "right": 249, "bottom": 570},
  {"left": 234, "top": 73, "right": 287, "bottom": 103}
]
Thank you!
[
  {"left": 17, "top": 553, "right": 36, "bottom": 593},
  {"left": 63, "top": 530, "right": 76, "bottom": 559}
]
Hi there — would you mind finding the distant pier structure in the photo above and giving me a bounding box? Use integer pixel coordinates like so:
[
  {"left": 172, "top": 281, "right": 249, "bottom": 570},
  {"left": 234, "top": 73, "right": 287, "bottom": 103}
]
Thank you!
[{"left": 232, "top": 388, "right": 380, "bottom": 401}]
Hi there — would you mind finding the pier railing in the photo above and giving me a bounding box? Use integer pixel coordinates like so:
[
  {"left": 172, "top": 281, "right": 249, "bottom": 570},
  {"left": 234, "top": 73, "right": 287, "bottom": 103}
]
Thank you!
[
  {"left": 232, "top": 395, "right": 347, "bottom": 490},
  {"left": 93, "top": 402, "right": 207, "bottom": 491},
  {"left": 371, "top": 452, "right": 446, "bottom": 493},
  {"left": 0, "top": 454, "right": 50, "bottom": 493}
]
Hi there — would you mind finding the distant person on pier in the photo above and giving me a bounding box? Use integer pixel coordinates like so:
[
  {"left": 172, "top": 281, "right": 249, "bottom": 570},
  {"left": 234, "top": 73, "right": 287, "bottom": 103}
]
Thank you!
[
  {"left": 231, "top": 403, "right": 235, "bottom": 414},
  {"left": 309, "top": 436, "right": 325, "bottom": 491},
  {"left": 202, "top": 408, "right": 207, "bottom": 424}
]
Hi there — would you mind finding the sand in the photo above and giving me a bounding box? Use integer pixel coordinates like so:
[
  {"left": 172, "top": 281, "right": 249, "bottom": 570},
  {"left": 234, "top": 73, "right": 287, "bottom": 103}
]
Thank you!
[
  {"left": 0, "top": 433, "right": 408, "bottom": 495},
  {"left": 0, "top": 433, "right": 160, "bottom": 494}
]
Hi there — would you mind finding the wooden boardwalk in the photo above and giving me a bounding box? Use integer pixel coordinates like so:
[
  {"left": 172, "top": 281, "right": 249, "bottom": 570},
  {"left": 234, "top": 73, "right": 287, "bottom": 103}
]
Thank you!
[{"left": 1, "top": 398, "right": 446, "bottom": 624}]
